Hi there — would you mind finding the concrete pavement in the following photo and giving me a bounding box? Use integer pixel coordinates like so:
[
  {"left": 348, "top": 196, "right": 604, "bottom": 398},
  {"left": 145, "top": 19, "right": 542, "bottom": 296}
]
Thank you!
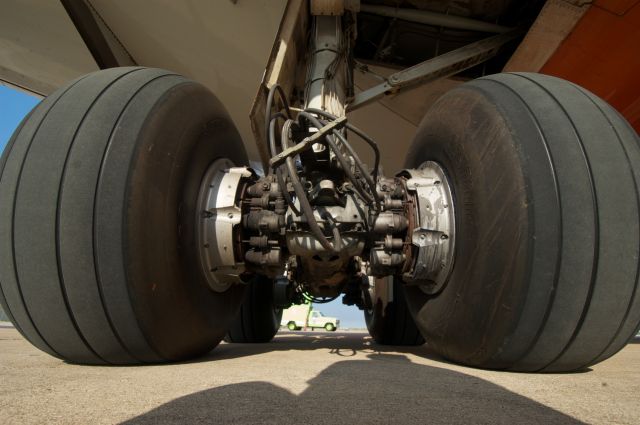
[{"left": 0, "top": 325, "right": 638, "bottom": 424}]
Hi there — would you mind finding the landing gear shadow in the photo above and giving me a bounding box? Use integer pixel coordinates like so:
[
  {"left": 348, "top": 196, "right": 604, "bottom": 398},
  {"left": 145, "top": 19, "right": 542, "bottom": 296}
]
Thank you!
[
  {"left": 123, "top": 333, "right": 585, "bottom": 424},
  {"left": 175, "top": 331, "right": 593, "bottom": 374}
]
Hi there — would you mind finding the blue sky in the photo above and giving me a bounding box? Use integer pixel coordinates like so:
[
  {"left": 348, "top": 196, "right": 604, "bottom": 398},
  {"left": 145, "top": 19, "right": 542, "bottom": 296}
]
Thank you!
[
  {"left": 0, "top": 85, "right": 40, "bottom": 152},
  {"left": 0, "top": 85, "right": 366, "bottom": 329},
  {"left": 306, "top": 297, "right": 365, "bottom": 329}
]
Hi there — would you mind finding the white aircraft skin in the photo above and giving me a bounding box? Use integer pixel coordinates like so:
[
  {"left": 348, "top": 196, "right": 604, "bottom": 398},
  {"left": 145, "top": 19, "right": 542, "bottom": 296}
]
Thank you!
[{"left": 0, "top": 0, "right": 428, "bottom": 173}]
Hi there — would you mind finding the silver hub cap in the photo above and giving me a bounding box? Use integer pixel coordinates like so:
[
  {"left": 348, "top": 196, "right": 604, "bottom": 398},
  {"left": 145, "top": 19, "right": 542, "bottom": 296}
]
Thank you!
[
  {"left": 196, "top": 158, "right": 255, "bottom": 292},
  {"left": 401, "top": 161, "right": 456, "bottom": 294}
]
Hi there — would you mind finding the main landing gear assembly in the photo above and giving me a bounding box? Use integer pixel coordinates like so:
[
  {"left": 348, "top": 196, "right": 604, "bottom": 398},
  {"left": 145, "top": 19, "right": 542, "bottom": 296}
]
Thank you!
[{"left": 1, "top": 6, "right": 639, "bottom": 372}]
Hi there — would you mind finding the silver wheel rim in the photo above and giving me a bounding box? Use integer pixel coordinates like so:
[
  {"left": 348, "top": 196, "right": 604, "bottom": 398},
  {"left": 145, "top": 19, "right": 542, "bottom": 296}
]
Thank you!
[{"left": 403, "top": 160, "right": 456, "bottom": 295}]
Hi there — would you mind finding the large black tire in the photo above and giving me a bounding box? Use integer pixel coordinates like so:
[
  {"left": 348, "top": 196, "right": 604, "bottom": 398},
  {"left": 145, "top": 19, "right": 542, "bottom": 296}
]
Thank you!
[
  {"left": 0, "top": 67, "right": 248, "bottom": 365},
  {"left": 404, "top": 72, "right": 640, "bottom": 372},
  {"left": 225, "top": 276, "right": 283, "bottom": 343},
  {"left": 365, "top": 277, "right": 425, "bottom": 346}
]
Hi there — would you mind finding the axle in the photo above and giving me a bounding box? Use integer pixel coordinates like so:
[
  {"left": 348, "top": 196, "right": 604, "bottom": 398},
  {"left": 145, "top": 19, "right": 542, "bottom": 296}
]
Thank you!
[{"left": 196, "top": 112, "right": 455, "bottom": 308}]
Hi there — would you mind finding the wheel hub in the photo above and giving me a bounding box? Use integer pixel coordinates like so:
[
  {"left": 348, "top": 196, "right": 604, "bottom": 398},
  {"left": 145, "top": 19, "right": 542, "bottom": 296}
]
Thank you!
[
  {"left": 196, "top": 158, "right": 256, "bottom": 292},
  {"left": 400, "top": 161, "right": 456, "bottom": 294}
]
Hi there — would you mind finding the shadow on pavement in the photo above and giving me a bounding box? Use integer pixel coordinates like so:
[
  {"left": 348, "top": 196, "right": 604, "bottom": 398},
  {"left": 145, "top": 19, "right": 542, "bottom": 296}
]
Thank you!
[
  {"left": 122, "top": 333, "right": 585, "bottom": 424},
  {"left": 178, "top": 331, "right": 592, "bottom": 374},
  {"left": 179, "top": 331, "right": 452, "bottom": 366}
]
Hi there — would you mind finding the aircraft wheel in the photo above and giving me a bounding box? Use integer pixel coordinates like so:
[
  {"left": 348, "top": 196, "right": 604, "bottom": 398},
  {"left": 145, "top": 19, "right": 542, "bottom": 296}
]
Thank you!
[
  {"left": 403, "top": 72, "right": 640, "bottom": 372},
  {"left": 364, "top": 276, "right": 424, "bottom": 346},
  {"left": 225, "top": 276, "right": 283, "bottom": 343},
  {"left": 0, "top": 67, "right": 248, "bottom": 364}
]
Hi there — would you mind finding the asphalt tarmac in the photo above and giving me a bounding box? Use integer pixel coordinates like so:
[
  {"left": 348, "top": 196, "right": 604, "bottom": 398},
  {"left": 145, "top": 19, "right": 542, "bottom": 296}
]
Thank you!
[{"left": 0, "top": 325, "right": 638, "bottom": 424}]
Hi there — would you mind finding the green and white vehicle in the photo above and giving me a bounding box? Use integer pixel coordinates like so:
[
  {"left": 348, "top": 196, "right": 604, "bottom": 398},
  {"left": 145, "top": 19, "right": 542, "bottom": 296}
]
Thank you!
[{"left": 281, "top": 304, "right": 339, "bottom": 332}]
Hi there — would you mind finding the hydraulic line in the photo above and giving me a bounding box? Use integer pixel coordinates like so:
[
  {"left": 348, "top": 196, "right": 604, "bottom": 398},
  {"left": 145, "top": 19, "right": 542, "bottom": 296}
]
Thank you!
[
  {"left": 265, "top": 83, "right": 293, "bottom": 137},
  {"left": 268, "top": 113, "right": 300, "bottom": 216},
  {"left": 329, "top": 128, "right": 381, "bottom": 212},
  {"left": 268, "top": 112, "right": 285, "bottom": 157},
  {"left": 265, "top": 85, "right": 305, "bottom": 217},
  {"left": 281, "top": 119, "right": 336, "bottom": 252},
  {"left": 297, "top": 111, "right": 373, "bottom": 204},
  {"left": 297, "top": 111, "right": 380, "bottom": 210},
  {"left": 305, "top": 108, "right": 381, "bottom": 183}
]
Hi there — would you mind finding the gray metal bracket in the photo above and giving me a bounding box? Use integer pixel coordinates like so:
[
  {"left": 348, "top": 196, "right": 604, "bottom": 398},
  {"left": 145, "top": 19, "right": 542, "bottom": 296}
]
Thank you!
[{"left": 347, "top": 30, "right": 523, "bottom": 112}]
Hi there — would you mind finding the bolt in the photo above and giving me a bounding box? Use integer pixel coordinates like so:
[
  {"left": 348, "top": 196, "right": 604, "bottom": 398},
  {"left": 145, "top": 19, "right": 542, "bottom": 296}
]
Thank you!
[
  {"left": 434, "top": 180, "right": 441, "bottom": 185},
  {"left": 228, "top": 213, "right": 234, "bottom": 219},
  {"left": 441, "top": 234, "right": 448, "bottom": 240}
]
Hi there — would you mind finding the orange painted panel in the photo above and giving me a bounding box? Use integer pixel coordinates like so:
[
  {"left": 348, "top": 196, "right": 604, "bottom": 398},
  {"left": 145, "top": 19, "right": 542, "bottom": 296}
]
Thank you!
[
  {"left": 595, "top": 0, "right": 640, "bottom": 15},
  {"left": 541, "top": 1, "right": 640, "bottom": 132}
]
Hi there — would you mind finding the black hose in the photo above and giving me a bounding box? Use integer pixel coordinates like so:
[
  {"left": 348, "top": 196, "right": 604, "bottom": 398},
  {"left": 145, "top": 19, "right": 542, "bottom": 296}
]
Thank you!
[
  {"left": 268, "top": 112, "right": 285, "bottom": 158},
  {"left": 304, "top": 107, "right": 381, "bottom": 183},
  {"left": 268, "top": 113, "right": 301, "bottom": 216},
  {"left": 330, "top": 129, "right": 382, "bottom": 212},
  {"left": 281, "top": 119, "right": 336, "bottom": 252},
  {"left": 297, "top": 112, "right": 373, "bottom": 204},
  {"left": 276, "top": 168, "right": 299, "bottom": 216},
  {"left": 264, "top": 84, "right": 292, "bottom": 144},
  {"left": 325, "top": 133, "right": 374, "bottom": 204}
]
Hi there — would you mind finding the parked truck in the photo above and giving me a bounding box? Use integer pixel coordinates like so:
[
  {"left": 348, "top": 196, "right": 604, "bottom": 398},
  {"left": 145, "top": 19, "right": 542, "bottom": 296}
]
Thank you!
[{"left": 281, "top": 304, "right": 339, "bottom": 332}]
